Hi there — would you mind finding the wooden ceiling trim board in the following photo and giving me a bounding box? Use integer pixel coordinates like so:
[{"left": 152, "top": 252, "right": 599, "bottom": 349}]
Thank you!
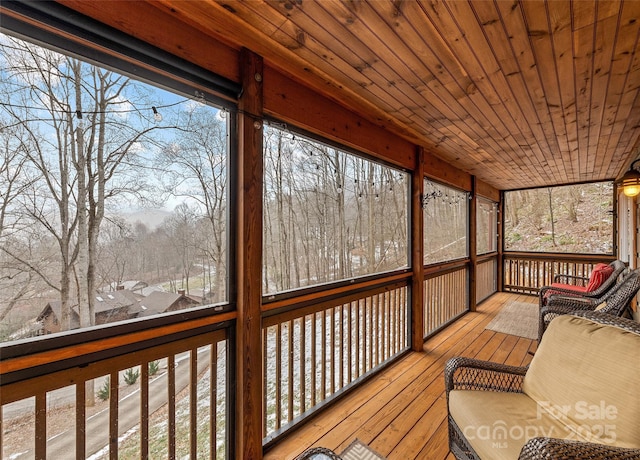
[
  {"left": 298, "top": 1, "right": 480, "bottom": 144},
  {"left": 307, "top": 0, "right": 515, "bottom": 171},
  {"left": 594, "top": 3, "right": 640, "bottom": 178},
  {"left": 430, "top": 1, "right": 539, "bottom": 179},
  {"left": 417, "top": 1, "right": 532, "bottom": 165},
  {"left": 158, "top": 0, "right": 418, "bottom": 145},
  {"left": 263, "top": 66, "right": 415, "bottom": 170},
  {"left": 423, "top": 150, "right": 473, "bottom": 192},
  {"left": 571, "top": 0, "right": 598, "bottom": 31},
  {"left": 462, "top": 1, "right": 561, "bottom": 187},
  {"left": 519, "top": 1, "right": 571, "bottom": 184},
  {"left": 572, "top": 6, "right": 598, "bottom": 179},
  {"left": 249, "top": 0, "right": 477, "bottom": 154},
  {"left": 476, "top": 179, "right": 500, "bottom": 202},
  {"left": 234, "top": 1, "right": 396, "bottom": 106},
  {"left": 412, "top": 1, "right": 538, "bottom": 185},
  {"left": 470, "top": 1, "right": 563, "bottom": 186},
  {"left": 596, "top": 0, "right": 625, "bottom": 23},
  {"left": 57, "top": 0, "right": 241, "bottom": 83},
  {"left": 616, "top": 88, "right": 640, "bottom": 167},
  {"left": 588, "top": 13, "right": 623, "bottom": 177},
  {"left": 455, "top": 3, "right": 560, "bottom": 187},
  {"left": 598, "top": 10, "right": 640, "bottom": 158},
  {"left": 606, "top": 27, "right": 640, "bottom": 177},
  {"left": 547, "top": 0, "right": 580, "bottom": 181},
  {"left": 495, "top": 1, "right": 569, "bottom": 186},
  {"left": 546, "top": 0, "right": 579, "bottom": 182},
  {"left": 469, "top": 2, "right": 532, "bottom": 149}
]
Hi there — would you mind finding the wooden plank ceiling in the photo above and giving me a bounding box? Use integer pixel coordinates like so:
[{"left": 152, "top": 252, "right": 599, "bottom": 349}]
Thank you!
[{"left": 159, "top": 0, "right": 640, "bottom": 191}]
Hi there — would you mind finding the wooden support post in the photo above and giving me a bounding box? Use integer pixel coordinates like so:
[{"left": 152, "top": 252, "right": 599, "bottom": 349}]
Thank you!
[
  {"left": 469, "top": 177, "right": 477, "bottom": 312},
  {"left": 411, "top": 147, "right": 425, "bottom": 351},
  {"left": 236, "top": 48, "right": 264, "bottom": 460},
  {"left": 498, "top": 191, "right": 505, "bottom": 292}
]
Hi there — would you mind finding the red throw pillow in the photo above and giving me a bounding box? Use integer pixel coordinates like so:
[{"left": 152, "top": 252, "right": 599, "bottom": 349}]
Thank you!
[{"left": 585, "top": 263, "right": 614, "bottom": 292}]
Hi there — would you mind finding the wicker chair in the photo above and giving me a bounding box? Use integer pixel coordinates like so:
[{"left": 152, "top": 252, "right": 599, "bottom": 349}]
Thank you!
[
  {"left": 293, "top": 447, "right": 342, "bottom": 460},
  {"left": 445, "top": 312, "right": 640, "bottom": 460},
  {"left": 538, "top": 267, "right": 640, "bottom": 341},
  {"left": 538, "top": 259, "right": 626, "bottom": 309}
]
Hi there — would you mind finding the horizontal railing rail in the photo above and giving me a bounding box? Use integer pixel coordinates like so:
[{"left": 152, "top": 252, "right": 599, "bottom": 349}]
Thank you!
[
  {"left": 503, "top": 252, "right": 616, "bottom": 295},
  {"left": 1, "top": 314, "right": 233, "bottom": 460},
  {"left": 261, "top": 276, "right": 410, "bottom": 444}
]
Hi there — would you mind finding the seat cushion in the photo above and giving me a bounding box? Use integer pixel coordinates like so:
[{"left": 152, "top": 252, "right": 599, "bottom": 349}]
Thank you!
[
  {"left": 523, "top": 315, "right": 640, "bottom": 448},
  {"left": 585, "top": 263, "right": 614, "bottom": 291},
  {"left": 449, "top": 391, "right": 578, "bottom": 460},
  {"left": 543, "top": 283, "right": 588, "bottom": 299}
]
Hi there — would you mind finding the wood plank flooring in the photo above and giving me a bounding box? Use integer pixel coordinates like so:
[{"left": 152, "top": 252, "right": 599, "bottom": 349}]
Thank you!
[{"left": 264, "top": 292, "right": 538, "bottom": 460}]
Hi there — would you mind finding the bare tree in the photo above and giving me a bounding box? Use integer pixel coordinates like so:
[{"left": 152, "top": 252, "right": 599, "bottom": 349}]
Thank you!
[
  {"left": 0, "top": 35, "right": 164, "bottom": 331},
  {"left": 157, "top": 106, "right": 227, "bottom": 302}
]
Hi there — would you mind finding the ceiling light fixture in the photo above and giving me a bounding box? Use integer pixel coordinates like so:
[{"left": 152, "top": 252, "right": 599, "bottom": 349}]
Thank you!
[{"left": 617, "top": 159, "right": 640, "bottom": 197}]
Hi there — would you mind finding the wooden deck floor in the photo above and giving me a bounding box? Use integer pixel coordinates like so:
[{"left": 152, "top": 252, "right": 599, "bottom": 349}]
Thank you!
[{"left": 264, "top": 292, "right": 538, "bottom": 460}]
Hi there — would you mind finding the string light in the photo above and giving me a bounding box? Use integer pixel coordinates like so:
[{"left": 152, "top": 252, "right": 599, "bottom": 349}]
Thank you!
[
  {"left": 422, "top": 180, "right": 470, "bottom": 207},
  {"left": 152, "top": 106, "right": 162, "bottom": 122},
  {"left": 1, "top": 98, "right": 191, "bottom": 118}
]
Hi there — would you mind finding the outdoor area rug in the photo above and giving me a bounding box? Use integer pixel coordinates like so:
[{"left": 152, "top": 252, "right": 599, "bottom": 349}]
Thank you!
[
  {"left": 340, "top": 439, "right": 386, "bottom": 460},
  {"left": 485, "top": 300, "right": 538, "bottom": 340}
]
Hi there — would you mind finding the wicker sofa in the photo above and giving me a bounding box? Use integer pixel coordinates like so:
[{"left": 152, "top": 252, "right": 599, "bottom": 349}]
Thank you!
[{"left": 445, "top": 311, "right": 640, "bottom": 459}]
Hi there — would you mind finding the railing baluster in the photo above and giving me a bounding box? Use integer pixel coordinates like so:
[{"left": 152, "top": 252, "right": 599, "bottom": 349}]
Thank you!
[
  {"left": 140, "top": 364, "right": 149, "bottom": 459},
  {"left": 330, "top": 308, "right": 336, "bottom": 395},
  {"left": 383, "top": 292, "right": 392, "bottom": 359},
  {"left": 76, "top": 381, "right": 86, "bottom": 459},
  {"left": 262, "top": 328, "right": 268, "bottom": 437},
  {"left": 355, "top": 300, "right": 360, "bottom": 378},
  {"left": 168, "top": 355, "right": 176, "bottom": 459},
  {"left": 311, "top": 313, "right": 317, "bottom": 407},
  {"left": 338, "top": 306, "right": 344, "bottom": 388},
  {"left": 275, "top": 323, "right": 282, "bottom": 430},
  {"left": 35, "top": 392, "right": 46, "bottom": 458},
  {"left": 287, "top": 320, "right": 294, "bottom": 424},
  {"left": 211, "top": 342, "right": 219, "bottom": 460},
  {"left": 347, "top": 303, "right": 352, "bottom": 383},
  {"left": 300, "top": 317, "right": 306, "bottom": 413},
  {"left": 321, "top": 311, "right": 327, "bottom": 400},
  {"left": 109, "top": 371, "right": 118, "bottom": 460},
  {"left": 190, "top": 348, "right": 197, "bottom": 457}
]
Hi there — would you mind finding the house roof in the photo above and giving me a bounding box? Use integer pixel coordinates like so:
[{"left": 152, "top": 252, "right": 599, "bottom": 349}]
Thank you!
[
  {"left": 92, "top": 290, "right": 142, "bottom": 315},
  {"left": 138, "top": 291, "right": 199, "bottom": 317}
]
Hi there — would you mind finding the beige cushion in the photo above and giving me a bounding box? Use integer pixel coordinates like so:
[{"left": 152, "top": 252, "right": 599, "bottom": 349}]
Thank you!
[
  {"left": 449, "top": 391, "right": 575, "bottom": 460},
  {"left": 523, "top": 314, "right": 640, "bottom": 448}
]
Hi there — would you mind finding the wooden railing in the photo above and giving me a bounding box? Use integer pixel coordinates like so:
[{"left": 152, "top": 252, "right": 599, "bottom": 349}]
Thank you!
[
  {"left": 424, "top": 262, "right": 469, "bottom": 337},
  {"left": 261, "top": 275, "right": 410, "bottom": 442},
  {"left": 0, "top": 313, "right": 233, "bottom": 460},
  {"left": 477, "top": 255, "right": 498, "bottom": 303},
  {"left": 503, "top": 252, "right": 616, "bottom": 295}
]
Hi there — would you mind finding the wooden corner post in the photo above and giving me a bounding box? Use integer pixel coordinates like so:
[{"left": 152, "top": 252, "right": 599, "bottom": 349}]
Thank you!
[
  {"left": 236, "top": 48, "right": 264, "bottom": 460},
  {"left": 469, "top": 177, "right": 477, "bottom": 312},
  {"left": 411, "top": 146, "right": 425, "bottom": 351}
]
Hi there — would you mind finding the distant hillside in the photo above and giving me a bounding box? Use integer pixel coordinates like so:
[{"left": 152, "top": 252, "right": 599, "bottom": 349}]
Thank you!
[{"left": 119, "top": 209, "right": 172, "bottom": 230}]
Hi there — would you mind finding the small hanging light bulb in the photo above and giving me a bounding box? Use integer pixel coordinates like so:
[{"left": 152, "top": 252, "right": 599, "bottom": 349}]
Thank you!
[
  {"left": 152, "top": 106, "right": 162, "bottom": 122},
  {"left": 75, "top": 110, "right": 84, "bottom": 128}
]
